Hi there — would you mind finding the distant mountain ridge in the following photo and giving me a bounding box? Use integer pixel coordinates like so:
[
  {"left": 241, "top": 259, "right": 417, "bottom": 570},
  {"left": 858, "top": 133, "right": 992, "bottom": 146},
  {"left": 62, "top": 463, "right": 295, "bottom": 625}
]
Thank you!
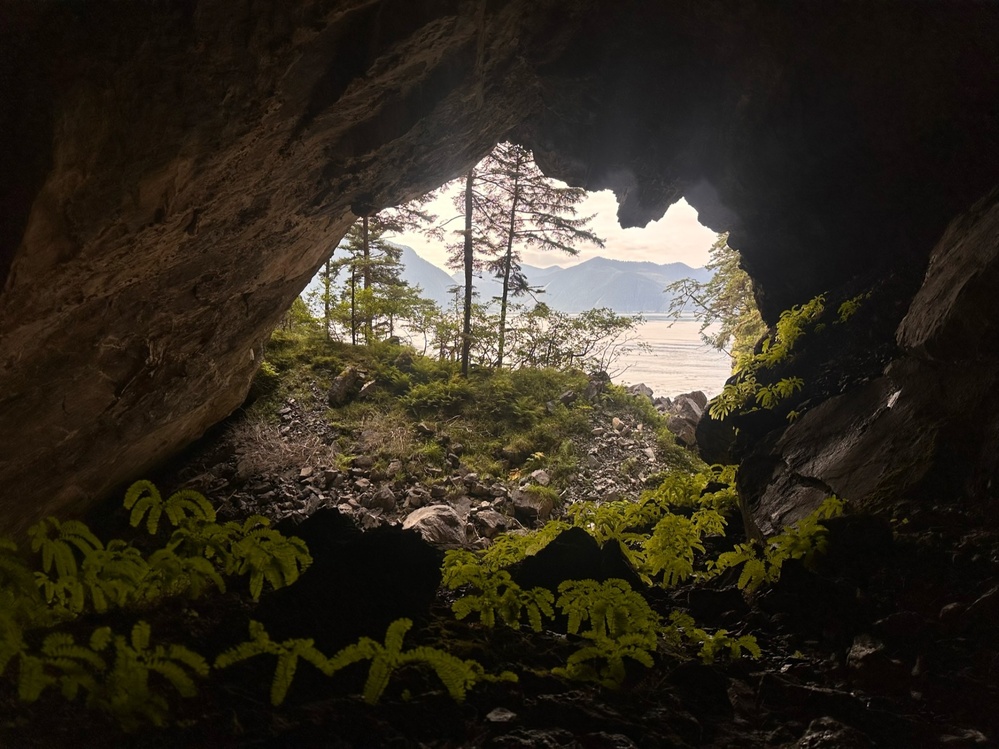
[{"left": 395, "top": 245, "right": 710, "bottom": 314}]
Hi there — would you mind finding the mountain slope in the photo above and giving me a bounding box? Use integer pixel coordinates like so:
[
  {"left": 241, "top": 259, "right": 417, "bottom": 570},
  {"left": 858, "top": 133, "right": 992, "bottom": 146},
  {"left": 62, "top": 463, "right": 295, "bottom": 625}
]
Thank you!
[
  {"left": 305, "top": 245, "right": 710, "bottom": 315},
  {"left": 397, "top": 245, "right": 456, "bottom": 307},
  {"left": 442, "top": 255, "right": 710, "bottom": 313}
]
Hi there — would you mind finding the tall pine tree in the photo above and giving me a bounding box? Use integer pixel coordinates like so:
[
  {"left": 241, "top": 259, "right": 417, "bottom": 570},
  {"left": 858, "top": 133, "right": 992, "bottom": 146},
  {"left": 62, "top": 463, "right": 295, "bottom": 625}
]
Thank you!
[{"left": 448, "top": 142, "right": 603, "bottom": 369}]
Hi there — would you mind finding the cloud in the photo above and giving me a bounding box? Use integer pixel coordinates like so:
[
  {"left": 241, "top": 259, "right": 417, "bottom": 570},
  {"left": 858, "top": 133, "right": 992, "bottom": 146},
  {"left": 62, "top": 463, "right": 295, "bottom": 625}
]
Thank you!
[{"left": 386, "top": 186, "right": 719, "bottom": 272}]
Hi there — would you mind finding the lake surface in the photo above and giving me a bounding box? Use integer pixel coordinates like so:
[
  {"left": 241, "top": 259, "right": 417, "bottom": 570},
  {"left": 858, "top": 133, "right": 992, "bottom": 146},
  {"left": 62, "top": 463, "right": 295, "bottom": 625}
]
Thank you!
[
  {"left": 611, "top": 315, "right": 733, "bottom": 399},
  {"left": 384, "top": 308, "right": 733, "bottom": 401}
]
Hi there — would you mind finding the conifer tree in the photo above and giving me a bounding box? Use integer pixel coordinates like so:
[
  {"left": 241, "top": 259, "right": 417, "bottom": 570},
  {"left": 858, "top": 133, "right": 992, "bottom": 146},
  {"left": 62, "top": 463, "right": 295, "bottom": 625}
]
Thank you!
[
  {"left": 330, "top": 193, "right": 439, "bottom": 344},
  {"left": 665, "top": 233, "right": 766, "bottom": 365},
  {"left": 448, "top": 142, "right": 604, "bottom": 369}
]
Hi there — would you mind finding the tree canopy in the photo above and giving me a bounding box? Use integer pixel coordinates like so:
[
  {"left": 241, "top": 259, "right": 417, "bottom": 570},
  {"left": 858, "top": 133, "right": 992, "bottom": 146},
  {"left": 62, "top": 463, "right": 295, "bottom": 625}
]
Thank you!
[{"left": 665, "top": 233, "right": 765, "bottom": 368}]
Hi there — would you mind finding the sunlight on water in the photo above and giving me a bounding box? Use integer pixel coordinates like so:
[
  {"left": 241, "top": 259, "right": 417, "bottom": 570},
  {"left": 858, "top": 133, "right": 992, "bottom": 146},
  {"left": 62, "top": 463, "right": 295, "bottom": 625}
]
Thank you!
[{"left": 613, "top": 315, "right": 732, "bottom": 399}]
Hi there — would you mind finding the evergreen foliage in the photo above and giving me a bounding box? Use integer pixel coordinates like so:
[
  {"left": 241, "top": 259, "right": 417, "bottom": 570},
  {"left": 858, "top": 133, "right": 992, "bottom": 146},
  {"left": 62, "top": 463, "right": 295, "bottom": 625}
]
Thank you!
[
  {"left": 324, "top": 618, "right": 516, "bottom": 705},
  {"left": 552, "top": 579, "right": 659, "bottom": 688},
  {"left": 665, "top": 233, "right": 766, "bottom": 362},
  {"left": 705, "top": 496, "right": 846, "bottom": 592},
  {"left": 215, "top": 620, "right": 331, "bottom": 706},
  {"left": 662, "top": 612, "right": 761, "bottom": 664},
  {"left": 444, "top": 561, "right": 555, "bottom": 631},
  {"left": 445, "top": 141, "right": 604, "bottom": 368},
  {"left": 0, "top": 481, "right": 312, "bottom": 728},
  {"left": 708, "top": 294, "right": 826, "bottom": 420},
  {"left": 124, "top": 480, "right": 216, "bottom": 535}
]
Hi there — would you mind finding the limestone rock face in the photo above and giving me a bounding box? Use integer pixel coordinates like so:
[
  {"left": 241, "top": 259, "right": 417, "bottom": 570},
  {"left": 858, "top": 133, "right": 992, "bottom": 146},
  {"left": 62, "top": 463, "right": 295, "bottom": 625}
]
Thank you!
[
  {"left": 1, "top": 1, "right": 998, "bottom": 533},
  {"left": 738, "top": 189, "right": 999, "bottom": 533},
  {"left": 0, "top": 0, "right": 586, "bottom": 533}
]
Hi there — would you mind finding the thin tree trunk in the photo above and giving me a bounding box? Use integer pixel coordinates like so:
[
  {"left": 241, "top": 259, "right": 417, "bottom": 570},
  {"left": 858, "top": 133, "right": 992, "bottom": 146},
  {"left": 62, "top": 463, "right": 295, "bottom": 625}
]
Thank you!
[
  {"left": 461, "top": 168, "right": 475, "bottom": 377},
  {"left": 362, "top": 215, "right": 371, "bottom": 344},
  {"left": 496, "top": 155, "right": 522, "bottom": 368},
  {"left": 323, "top": 257, "right": 332, "bottom": 340},
  {"left": 350, "top": 267, "right": 357, "bottom": 345}
]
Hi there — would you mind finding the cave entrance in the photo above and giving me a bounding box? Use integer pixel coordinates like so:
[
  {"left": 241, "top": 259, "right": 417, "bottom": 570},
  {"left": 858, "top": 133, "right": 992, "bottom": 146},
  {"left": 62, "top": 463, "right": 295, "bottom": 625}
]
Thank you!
[{"left": 370, "top": 183, "right": 731, "bottom": 400}]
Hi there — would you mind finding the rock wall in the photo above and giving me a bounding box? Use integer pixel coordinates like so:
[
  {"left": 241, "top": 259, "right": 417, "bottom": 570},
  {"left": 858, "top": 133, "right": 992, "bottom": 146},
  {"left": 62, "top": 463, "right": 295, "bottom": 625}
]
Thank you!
[
  {"left": 1, "top": 0, "right": 997, "bottom": 534},
  {"left": 735, "top": 188, "right": 999, "bottom": 534}
]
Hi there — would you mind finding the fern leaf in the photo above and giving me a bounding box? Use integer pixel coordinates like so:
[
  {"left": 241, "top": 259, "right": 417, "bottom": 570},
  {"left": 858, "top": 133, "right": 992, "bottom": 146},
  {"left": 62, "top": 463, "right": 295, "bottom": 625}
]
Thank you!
[
  {"left": 59, "top": 521, "right": 103, "bottom": 556},
  {"left": 164, "top": 489, "right": 216, "bottom": 527},
  {"left": 124, "top": 481, "right": 164, "bottom": 535},
  {"left": 326, "top": 639, "right": 377, "bottom": 675},
  {"left": 130, "top": 621, "right": 152, "bottom": 651},
  {"left": 737, "top": 557, "right": 768, "bottom": 591},
  {"left": 383, "top": 618, "right": 412, "bottom": 654},
  {"left": 90, "top": 626, "right": 112, "bottom": 652},
  {"left": 151, "top": 659, "right": 199, "bottom": 698},
  {"left": 362, "top": 657, "right": 393, "bottom": 705},
  {"left": 270, "top": 651, "right": 299, "bottom": 706},
  {"left": 17, "top": 654, "right": 56, "bottom": 702}
]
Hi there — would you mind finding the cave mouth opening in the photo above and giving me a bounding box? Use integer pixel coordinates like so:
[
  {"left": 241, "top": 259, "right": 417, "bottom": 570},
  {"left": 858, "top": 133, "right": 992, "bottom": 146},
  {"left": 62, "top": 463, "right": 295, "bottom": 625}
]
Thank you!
[{"left": 305, "top": 177, "right": 735, "bottom": 400}]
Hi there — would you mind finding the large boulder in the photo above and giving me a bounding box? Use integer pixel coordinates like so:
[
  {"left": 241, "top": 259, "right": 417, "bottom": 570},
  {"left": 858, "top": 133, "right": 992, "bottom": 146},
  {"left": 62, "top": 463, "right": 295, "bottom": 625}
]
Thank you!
[
  {"left": 328, "top": 366, "right": 365, "bottom": 407},
  {"left": 256, "top": 509, "right": 443, "bottom": 652},
  {"left": 402, "top": 504, "right": 468, "bottom": 546},
  {"left": 664, "top": 391, "right": 707, "bottom": 448}
]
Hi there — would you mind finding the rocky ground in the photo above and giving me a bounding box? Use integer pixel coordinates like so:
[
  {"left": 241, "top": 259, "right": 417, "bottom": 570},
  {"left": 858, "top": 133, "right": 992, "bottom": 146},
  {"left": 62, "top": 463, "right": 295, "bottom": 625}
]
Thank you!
[
  {"left": 4, "top": 378, "right": 998, "bottom": 748},
  {"left": 158, "top": 380, "right": 704, "bottom": 549}
]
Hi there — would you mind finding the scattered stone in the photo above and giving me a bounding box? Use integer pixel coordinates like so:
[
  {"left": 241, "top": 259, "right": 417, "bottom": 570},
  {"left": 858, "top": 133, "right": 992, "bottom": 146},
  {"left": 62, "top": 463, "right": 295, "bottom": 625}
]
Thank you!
[
  {"left": 353, "top": 477, "right": 371, "bottom": 491},
  {"left": 559, "top": 390, "right": 578, "bottom": 406},
  {"left": 363, "top": 485, "right": 396, "bottom": 511},
  {"left": 795, "top": 716, "right": 873, "bottom": 748},
  {"left": 510, "top": 488, "right": 556, "bottom": 524},
  {"left": 529, "top": 469, "right": 551, "bottom": 486},
  {"left": 654, "top": 395, "right": 673, "bottom": 411},
  {"left": 511, "top": 527, "right": 642, "bottom": 596},
  {"left": 328, "top": 366, "right": 365, "bottom": 406},
  {"left": 298, "top": 466, "right": 313, "bottom": 479},
  {"left": 358, "top": 380, "right": 377, "bottom": 399},
  {"left": 473, "top": 508, "right": 513, "bottom": 539},
  {"left": 964, "top": 585, "right": 999, "bottom": 631},
  {"left": 627, "top": 382, "right": 654, "bottom": 400},
  {"left": 847, "top": 633, "right": 884, "bottom": 670},
  {"left": 485, "top": 707, "right": 517, "bottom": 723},
  {"left": 488, "top": 728, "right": 576, "bottom": 748},
  {"left": 352, "top": 455, "right": 375, "bottom": 469},
  {"left": 402, "top": 505, "right": 468, "bottom": 546},
  {"left": 583, "top": 371, "right": 610, "bottom": 401},
  {"left": 939, "top": 728, "right": 991, "bottom": 745}
]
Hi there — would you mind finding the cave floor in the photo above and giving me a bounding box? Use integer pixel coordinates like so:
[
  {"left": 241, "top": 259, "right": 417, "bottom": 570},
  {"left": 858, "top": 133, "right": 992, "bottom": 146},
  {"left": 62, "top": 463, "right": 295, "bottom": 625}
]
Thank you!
[{"left": 3, "top": 392, "right": 998, "bottom": 748}]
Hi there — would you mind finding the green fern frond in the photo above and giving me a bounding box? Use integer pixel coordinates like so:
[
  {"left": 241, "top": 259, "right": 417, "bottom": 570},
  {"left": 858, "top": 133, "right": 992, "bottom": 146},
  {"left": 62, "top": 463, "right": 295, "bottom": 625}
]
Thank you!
[
  {"left": 231, "top": 526, "right": 312, "bottom": 601},
  {"left": 0, "top": 613, "right": 26, "bottom": 677},
  {"left": 642, "top": 515, "right": 704, "bottom": 588},
  {"left": 28, "top": 518, "right": 102, "bottom": 579},
  {"left": 327, "top": 618, "right": 515, "bottom": 705},
  {"left": 124, "top": 481, "right": 165, "bottom": 535},
  {"left": 215, "top": 620, "right": 331, "bottom": 706},
  {"left": 163, "top": 489, "right": 216, "bottom": 527},
  {"left": 89, "top": 621, "right": 208, "bottom": 729},
  {"left": 16, "top": 653, "right": 57, "bottom": 702},
  {"left": 664, "top": 611, "right": 761, "bottom": 664}
]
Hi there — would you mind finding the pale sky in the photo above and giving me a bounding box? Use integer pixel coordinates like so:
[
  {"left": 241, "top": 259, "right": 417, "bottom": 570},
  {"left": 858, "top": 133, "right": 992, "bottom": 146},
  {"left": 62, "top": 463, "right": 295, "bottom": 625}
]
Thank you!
[{"left": 386, "top": 187, "right": 718, "bottom": 272}]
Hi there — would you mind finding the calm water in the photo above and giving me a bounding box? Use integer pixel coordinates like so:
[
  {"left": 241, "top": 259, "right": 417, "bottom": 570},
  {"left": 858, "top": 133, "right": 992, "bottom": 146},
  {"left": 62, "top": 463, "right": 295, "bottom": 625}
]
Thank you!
[
  {"left": 612, "top": 315, "right": 733, "bottom": 399},
  {"left": 390, "top": 311, "right": 733, "bottom": 401}
]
